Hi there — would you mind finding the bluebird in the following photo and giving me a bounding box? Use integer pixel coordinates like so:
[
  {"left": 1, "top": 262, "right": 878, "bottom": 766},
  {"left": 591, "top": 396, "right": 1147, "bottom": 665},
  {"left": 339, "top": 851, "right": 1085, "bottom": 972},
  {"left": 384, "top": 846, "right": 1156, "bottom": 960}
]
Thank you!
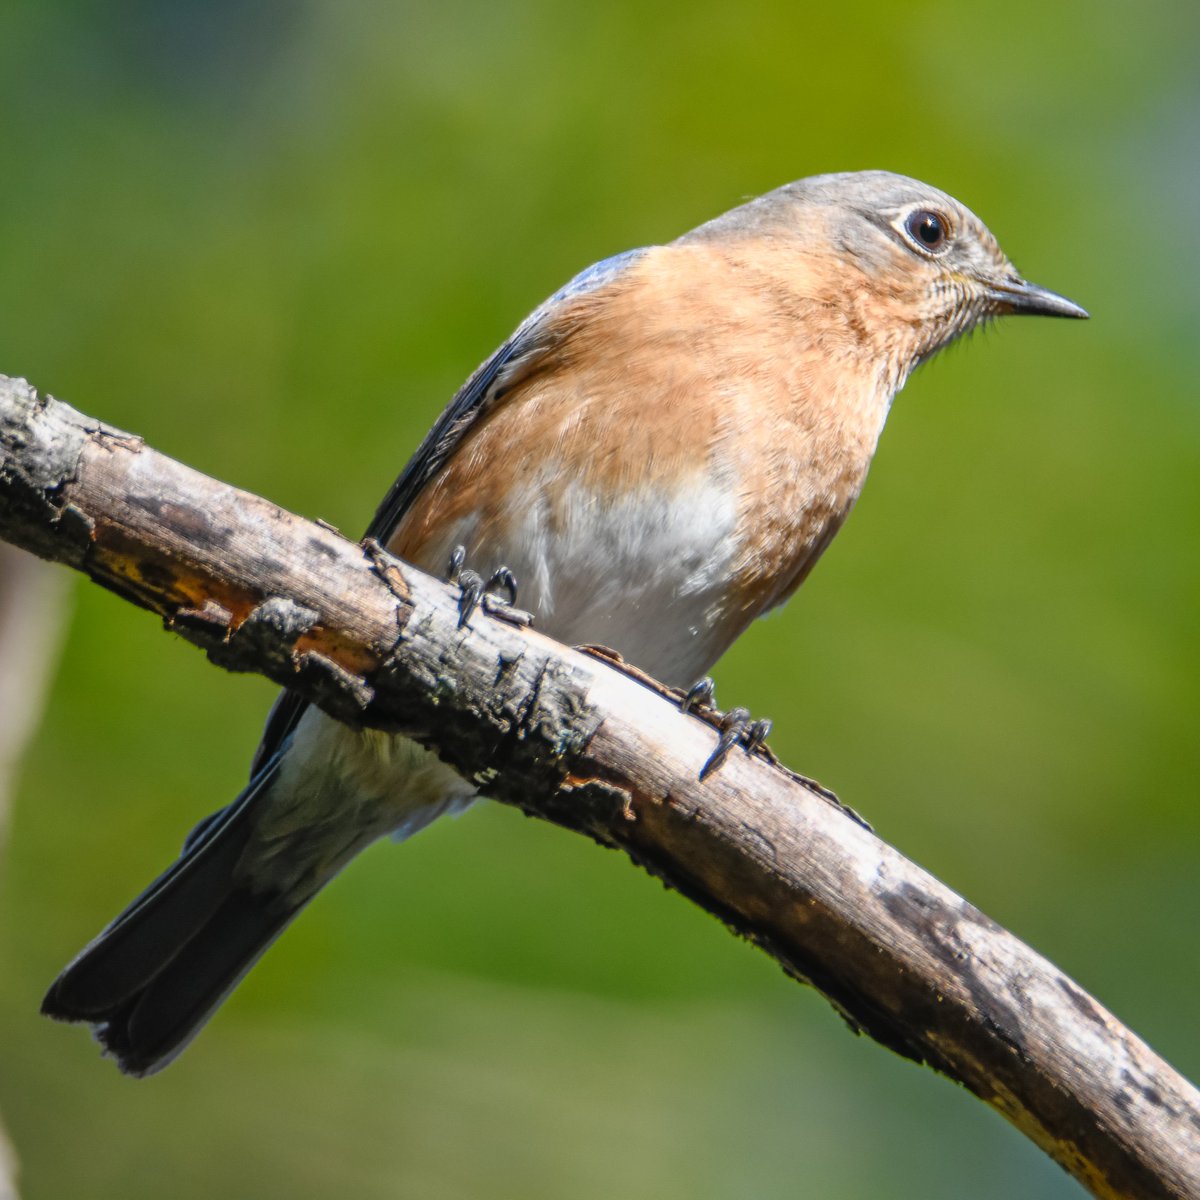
[{"left": 42, "top": 171, "right": 1087, "bottom": 1073}]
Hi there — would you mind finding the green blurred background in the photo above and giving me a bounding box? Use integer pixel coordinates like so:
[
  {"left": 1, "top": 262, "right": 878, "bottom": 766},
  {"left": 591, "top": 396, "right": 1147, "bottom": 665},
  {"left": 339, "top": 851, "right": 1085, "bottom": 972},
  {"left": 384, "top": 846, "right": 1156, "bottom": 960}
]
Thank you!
[{"left": 1, "top": 1, "right": 1197, "bottom": 1196}]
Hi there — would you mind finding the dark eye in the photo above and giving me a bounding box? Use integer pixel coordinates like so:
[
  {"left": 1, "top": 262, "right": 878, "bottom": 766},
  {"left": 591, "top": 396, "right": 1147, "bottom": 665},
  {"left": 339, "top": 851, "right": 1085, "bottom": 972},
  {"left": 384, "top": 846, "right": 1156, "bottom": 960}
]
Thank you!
[{"left": 905, "top": 209, "right": 948, "bottom": 252}]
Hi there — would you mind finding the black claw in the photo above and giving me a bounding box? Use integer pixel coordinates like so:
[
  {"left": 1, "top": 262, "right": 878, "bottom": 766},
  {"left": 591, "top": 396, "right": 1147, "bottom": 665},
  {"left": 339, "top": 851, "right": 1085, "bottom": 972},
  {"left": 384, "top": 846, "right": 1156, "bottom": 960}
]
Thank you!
[
  {"left": 449, "top": 551, "right": 528, "bottom": 629},
  {"left": 700, "top": 706, "right": 751, "bottom": 780},
  {"left": 697, "top": 709, "right": 773, "bottom": 780},
  {"left": 744, "top": 718, "right": 772, "bottom": 755},
  {"left": 456, "top": 569, "right": 484, "bottom": 628},
  {"left": 486, "top": 566, "right": 518, "bottom": 607},
  {"left": 682, "top": 676, "right": 716, "bottom": 713}
]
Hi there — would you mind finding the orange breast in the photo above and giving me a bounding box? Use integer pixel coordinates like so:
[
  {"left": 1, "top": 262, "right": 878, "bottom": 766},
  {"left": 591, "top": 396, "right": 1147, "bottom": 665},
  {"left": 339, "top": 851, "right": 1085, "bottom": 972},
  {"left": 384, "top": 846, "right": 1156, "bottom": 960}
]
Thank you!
[{"left": 387, "top": 240, "right": 896, "bottom": 680}]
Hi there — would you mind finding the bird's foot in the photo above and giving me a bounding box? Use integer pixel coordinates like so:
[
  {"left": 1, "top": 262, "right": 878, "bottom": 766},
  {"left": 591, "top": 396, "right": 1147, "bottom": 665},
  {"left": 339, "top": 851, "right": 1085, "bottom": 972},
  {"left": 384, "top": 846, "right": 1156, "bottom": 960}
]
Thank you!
[
  {"left": 446, "top": 544, "right": 484, "bottom": 627},
  {"left": 701, "top": 708, "right": 773, "bottom": 780},
  {"left": 681, "top": 677, "right": 772, "bottom": 780},
  {"left": 681, "top": 675, "right": 716, "bottom": 714},
  {"left": 447, "top": 546, "right": 532, "bottom": 629}
]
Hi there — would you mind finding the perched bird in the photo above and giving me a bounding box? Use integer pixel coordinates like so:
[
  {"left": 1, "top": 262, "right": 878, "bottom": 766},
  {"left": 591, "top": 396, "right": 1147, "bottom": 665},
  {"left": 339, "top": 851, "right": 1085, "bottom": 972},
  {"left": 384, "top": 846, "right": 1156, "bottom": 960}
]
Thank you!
[{"left": 43, "top": 171, "right": 1087, "bottom": 1074}]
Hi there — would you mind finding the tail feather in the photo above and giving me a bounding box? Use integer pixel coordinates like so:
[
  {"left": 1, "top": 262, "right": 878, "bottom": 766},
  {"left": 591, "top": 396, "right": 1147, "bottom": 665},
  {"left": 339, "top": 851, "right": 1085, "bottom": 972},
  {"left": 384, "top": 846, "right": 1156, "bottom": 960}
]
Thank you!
[
  {"left": 41, "top": 763, "right": 303, "bottom": 1075},
  {"left": 90, "top": 889, "right": 299, "bottom": 1076}
]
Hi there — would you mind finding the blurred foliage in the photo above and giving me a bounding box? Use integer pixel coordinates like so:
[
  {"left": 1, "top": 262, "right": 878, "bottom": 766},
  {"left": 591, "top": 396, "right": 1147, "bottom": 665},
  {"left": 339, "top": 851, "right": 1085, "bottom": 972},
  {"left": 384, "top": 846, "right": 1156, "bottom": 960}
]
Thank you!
[{"left": 0, "top": 1, "right": 1197, "bottom": 1197}]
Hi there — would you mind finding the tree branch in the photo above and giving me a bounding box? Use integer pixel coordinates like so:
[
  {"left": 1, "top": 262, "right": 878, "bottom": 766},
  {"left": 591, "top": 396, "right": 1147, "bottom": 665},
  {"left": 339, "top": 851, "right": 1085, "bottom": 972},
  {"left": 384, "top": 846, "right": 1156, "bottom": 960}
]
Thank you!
[{"left": 1, "top": 374, "right": 1196, "bottom": 1199}]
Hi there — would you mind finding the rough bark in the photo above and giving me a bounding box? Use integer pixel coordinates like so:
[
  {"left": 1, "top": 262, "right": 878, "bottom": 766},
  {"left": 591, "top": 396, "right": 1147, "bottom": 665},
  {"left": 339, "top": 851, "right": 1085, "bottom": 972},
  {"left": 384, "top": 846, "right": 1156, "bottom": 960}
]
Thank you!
[{"left": 1, "top": 375, "right": 1197, "bottom": 1200}]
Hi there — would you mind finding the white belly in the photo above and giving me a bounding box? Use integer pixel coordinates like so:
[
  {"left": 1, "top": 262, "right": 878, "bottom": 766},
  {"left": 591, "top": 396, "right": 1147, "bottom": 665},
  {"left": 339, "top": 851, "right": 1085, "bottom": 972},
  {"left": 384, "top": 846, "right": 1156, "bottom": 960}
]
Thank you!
[
  {"left": 249, "top": 474, "right": 745, "bottom": 875},
  {"left": 411, "top": 475, "right": 741, "bottom": 688}
]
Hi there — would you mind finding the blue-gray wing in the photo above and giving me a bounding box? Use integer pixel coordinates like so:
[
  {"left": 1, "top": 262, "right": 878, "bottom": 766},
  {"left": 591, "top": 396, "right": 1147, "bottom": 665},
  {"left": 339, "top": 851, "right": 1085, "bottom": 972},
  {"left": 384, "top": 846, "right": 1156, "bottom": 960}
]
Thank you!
[
  {"left": 363, "top": 247, "right": 646, "bottom": 543},
  {"left": 249, "top": 246, "right": 648, "bottom": 778}
]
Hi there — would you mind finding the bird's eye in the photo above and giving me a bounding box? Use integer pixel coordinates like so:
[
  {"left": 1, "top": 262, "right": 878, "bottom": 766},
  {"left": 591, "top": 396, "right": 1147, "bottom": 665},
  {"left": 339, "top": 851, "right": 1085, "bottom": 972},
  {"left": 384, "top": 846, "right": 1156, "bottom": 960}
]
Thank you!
[{"left": 904, "top": 209, "right": 949, "bottom": 253}]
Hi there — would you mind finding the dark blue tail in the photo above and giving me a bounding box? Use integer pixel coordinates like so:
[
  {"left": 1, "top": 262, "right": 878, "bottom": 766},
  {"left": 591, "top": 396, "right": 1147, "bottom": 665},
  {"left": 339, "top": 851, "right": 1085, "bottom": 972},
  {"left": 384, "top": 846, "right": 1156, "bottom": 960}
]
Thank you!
[{"left": 42, "top": 763, "right": 302, "bottom": 1076}]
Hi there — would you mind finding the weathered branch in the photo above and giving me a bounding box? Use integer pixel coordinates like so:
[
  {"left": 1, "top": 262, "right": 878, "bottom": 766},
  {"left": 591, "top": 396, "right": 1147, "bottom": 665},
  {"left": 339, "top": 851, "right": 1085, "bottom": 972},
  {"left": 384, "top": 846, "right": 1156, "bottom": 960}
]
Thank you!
[{"left": 1, "top": 375, "right": 1197, "bottom": 1199}]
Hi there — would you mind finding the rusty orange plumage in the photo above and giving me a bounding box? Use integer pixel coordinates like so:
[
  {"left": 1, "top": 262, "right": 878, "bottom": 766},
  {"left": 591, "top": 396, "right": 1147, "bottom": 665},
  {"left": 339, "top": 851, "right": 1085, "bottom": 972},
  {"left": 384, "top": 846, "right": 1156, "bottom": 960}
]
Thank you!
[{"left": 43, "top": 171, "right": 1087, "bottom": 1073}]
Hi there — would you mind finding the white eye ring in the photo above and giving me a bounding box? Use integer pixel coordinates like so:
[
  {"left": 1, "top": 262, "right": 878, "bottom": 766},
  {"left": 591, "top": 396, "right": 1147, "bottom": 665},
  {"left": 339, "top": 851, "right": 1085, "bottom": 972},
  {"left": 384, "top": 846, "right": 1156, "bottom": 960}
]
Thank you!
[{"left": 902, "top": 208, "right": 951, "bottom": 254}]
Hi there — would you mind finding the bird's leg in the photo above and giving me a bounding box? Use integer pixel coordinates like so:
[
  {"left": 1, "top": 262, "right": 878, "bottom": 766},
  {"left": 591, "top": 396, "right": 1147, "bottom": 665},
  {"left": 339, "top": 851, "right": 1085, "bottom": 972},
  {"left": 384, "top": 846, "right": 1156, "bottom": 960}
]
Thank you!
[{"left": 682, "top": 677, "right": 773, "bottom": 780}]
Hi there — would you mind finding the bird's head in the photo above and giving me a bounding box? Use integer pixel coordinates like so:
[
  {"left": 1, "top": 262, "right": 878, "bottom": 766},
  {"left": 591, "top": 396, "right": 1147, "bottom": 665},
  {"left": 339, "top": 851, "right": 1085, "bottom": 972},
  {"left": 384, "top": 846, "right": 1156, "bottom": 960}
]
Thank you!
[{"left": 682, "top": 170, "right": 1087, "bottom": 379}]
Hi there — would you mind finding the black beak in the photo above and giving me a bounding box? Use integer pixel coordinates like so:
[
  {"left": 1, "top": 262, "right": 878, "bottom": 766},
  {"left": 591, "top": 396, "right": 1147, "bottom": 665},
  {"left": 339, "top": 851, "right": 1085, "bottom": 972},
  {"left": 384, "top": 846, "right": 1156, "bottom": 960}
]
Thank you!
[{"left": 986, "top": 277, "right": 1089, "bottom": 319}]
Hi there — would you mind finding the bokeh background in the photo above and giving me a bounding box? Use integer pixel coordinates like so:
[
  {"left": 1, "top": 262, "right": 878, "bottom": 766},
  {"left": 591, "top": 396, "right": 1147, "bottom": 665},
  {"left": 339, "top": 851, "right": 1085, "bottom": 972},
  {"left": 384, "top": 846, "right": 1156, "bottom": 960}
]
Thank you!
[{"left": 1, "top": 1, "right": 1197, "bottom": 1197}]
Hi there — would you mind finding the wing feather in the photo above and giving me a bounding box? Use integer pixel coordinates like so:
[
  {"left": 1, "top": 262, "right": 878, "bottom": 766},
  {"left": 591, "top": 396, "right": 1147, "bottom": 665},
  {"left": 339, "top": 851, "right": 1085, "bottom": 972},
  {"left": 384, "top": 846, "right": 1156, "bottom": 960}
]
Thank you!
[{"left": 250, "top": 248, "right": 648, "bottom": 771}]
